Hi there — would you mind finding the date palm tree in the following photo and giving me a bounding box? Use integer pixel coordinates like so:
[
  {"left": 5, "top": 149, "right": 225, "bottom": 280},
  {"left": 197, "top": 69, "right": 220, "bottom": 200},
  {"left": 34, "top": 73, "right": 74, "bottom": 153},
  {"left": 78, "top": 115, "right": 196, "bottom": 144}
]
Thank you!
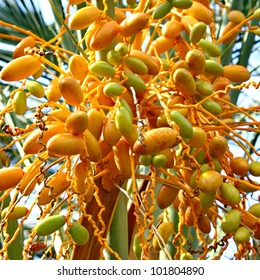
[{"left": 0, "top": 0, "right": 259, "bottom": 260}]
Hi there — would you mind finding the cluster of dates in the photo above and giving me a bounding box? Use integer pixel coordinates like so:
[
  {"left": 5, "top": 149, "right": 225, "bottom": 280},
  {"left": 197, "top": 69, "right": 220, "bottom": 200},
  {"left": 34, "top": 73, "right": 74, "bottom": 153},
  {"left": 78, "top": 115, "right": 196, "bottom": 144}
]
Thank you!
[{"left": 0, "top": 0, "right": 260, "bottom": 259}]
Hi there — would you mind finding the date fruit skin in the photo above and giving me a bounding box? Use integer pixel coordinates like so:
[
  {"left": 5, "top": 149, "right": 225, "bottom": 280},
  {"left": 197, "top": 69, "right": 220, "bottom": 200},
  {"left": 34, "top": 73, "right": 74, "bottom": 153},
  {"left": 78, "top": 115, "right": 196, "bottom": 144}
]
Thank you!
[
  {"left": 197, "top": 170, "right": 222, "bottom": 194},
  {"left": 152, "top": 1, "right": 173, "bottom": 20},
  {"left": 190, "top": 22, "right": 207, "bottom": 44},
  {"left": 65, "top": 111, "right": 89, "bottom": 135},
  {"left": 1, "top": 205, "right": 28, "bottom": 220},
  {"left": 220, "top": 183, "right": 241, "bottom": 205},
  {"left": 230, "top": 157, "right": 250, "bottom": 176},
  {"left": 173, "top": 68, "right": 197, "bottom": 97},
  {"left": 0, "top": 167, "right": 24, "bottom": 191},
  {"left": 69, "top": 6, "right": 101, "bottom": 30},
  {"left": 119, "top": 12, "right": 149, "bottom": 37},
  {"left": 208, "top": 135, "right": 228, "bottom": 159},
  {"left": 133, "top": 127, "right": 177, "bottom": 155},
  {"left": 249, "top": 161, "right": 260, "bottom": 176},
  {"left": 0, "top": 55, "right": 41, "bottom": 81},
  {"left": 233, "top": 226, "right": 250, "bottom": 244},
  {"left": 68, "top": 222, "right": 89, "bottom": 245},
  {"left": 170, "top": 110, "right": 194, "bottom": 139},
  {"left": 221, "top": 209, "right": 241, "bottom": 234},
  {"left": 157, "top": 185, "right": 179, "bottom": 209},
  {"left": 59, "top": 77, "right": 84, "bottom": 106},
  {"left": 34, "top": 215, "right": 66, "bottom": 236},
  {"left": 248, "top": 203, "right": 260, "bottom": 218},
  {"left": 152, "top": 221, "right": 174, "bottom": 251},
  {"left": 46, "top": 133, "right": 86, "bottom": 157}
]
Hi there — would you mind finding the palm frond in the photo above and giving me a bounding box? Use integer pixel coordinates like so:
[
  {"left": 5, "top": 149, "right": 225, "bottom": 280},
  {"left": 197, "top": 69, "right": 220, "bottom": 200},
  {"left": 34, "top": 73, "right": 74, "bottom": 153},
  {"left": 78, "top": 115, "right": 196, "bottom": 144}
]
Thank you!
[{"left": 0, "top": 0, "right": 77, "bottom": 67}]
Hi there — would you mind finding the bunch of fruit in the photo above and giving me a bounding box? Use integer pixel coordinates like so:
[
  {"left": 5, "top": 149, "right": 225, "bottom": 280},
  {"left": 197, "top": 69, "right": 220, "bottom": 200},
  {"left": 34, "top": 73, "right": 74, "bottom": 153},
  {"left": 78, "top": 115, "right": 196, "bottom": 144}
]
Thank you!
[{"left": 0, "top": 0, "right": 260, "bottom": 260}]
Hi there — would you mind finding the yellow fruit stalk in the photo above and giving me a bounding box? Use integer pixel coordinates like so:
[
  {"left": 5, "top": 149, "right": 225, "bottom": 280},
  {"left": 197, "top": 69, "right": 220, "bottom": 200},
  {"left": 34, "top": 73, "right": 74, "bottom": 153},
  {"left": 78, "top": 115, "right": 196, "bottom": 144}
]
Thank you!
[{"left": 220, "top": 21, "right": 239, "bottom": 44}]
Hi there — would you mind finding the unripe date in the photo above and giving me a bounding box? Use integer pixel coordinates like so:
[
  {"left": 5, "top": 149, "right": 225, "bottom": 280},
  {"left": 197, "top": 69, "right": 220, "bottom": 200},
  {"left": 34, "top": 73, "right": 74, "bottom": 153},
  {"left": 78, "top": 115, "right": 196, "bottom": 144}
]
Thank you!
[
  {"left": 34, "top": 215, "right": 66, "bottom": 236},
  {"left": 68, "top": 222, "right": 89, "bottom": 245},
  {"left": 221, "top": 209, "right": 241, "bottom": 234},
  {"left": 1, "top": 205, "right": 28, "bottom": 220}
]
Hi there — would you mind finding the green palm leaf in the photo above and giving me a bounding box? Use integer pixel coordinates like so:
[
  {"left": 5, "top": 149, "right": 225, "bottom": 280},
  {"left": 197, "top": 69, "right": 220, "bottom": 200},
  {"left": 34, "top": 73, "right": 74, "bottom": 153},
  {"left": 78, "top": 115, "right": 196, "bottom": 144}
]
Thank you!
[{"left": 0, "top": 0, "right": 76, "bottom": 67}]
